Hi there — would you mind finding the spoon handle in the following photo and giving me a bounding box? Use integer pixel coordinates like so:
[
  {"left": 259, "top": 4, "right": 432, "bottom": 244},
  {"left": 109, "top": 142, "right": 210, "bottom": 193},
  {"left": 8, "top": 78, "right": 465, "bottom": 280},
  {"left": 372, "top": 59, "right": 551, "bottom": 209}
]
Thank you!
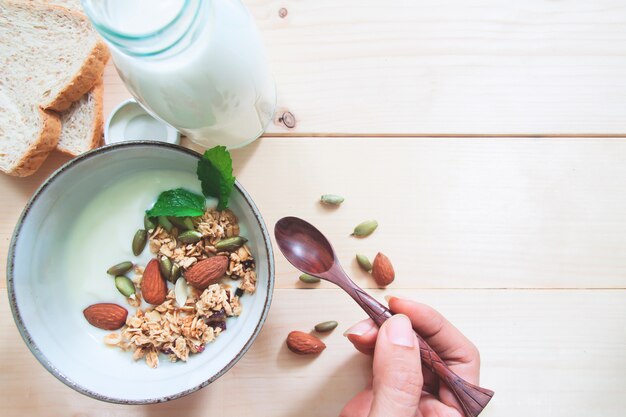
[{"left": 352, "top": 288, "right": 494, "bottom": 417}]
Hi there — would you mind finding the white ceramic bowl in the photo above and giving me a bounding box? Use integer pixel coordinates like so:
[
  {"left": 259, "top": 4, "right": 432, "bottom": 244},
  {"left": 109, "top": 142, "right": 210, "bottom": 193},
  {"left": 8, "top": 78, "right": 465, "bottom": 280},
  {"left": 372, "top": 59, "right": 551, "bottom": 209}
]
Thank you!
[{"left": 7, "top": 142, "right": 274, "bottom": 404}]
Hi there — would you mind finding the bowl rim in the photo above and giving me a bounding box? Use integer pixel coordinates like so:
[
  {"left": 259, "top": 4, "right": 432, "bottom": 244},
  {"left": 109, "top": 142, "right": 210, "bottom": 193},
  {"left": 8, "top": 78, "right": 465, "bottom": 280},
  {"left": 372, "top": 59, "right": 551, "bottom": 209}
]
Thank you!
[{"left": 6, "top": 141, "right": 275, "bottom": 404}]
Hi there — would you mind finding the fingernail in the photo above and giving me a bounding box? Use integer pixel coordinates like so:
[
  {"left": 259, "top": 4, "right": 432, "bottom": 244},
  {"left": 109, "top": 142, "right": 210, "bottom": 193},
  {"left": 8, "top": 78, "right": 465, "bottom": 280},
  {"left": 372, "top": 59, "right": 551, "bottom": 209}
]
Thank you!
[
  {"left": 384, "top": 295, "right": 396, "bottom": 303},
  {"left": 385, "top": 314, "right": 415, "bottom": 347},
  {"left": 343, "top": 319, "right": 376, "bottom": 337}
]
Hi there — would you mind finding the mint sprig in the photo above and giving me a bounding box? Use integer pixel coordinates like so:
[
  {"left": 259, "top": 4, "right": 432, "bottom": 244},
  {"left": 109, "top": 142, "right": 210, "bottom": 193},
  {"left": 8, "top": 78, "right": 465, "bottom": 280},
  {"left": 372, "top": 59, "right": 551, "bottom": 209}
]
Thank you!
[
  {"left": 146, "top": 188, "right": 206, "bottom": 218},
  {"left": 197, "top": 146, "right": 235, "bottom": 210}
]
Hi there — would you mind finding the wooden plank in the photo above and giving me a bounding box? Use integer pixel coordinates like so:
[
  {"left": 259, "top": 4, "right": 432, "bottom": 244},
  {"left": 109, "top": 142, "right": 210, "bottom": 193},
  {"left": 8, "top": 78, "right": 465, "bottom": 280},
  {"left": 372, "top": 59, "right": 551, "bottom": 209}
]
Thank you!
[
  {"left": 226, "top": 138, "right": 626, "bottom": 290},
  {"left": 100, "top": 0, "right": 626, "bottom": 135},
  {"left": 3, "top": 138, "right": 626, "bottom": 289},
  {"left": 1, "top": 288, "right": 625, "bottom": 416}
]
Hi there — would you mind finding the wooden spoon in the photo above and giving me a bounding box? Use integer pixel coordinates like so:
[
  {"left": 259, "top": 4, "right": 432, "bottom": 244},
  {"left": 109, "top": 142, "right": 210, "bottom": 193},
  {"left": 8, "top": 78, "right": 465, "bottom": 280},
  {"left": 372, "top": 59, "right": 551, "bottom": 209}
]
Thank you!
[{"left": 274, "top": 216, "right": 494, "bottom": 417}]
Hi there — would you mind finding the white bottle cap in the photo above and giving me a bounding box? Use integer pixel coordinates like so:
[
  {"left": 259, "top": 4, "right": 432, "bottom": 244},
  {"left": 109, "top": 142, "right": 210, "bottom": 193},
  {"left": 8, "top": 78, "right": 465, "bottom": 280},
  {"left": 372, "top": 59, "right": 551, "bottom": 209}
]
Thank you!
[{"left": 105, "top": 99, "right": 180, "bottom": 145}]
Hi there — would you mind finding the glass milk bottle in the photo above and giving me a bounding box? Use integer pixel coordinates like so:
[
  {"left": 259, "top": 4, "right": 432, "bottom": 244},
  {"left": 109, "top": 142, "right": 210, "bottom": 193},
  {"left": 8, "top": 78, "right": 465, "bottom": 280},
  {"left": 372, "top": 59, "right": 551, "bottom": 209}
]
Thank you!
[{"left": 82, "top": 0, "right": 276, "bottom": 148}]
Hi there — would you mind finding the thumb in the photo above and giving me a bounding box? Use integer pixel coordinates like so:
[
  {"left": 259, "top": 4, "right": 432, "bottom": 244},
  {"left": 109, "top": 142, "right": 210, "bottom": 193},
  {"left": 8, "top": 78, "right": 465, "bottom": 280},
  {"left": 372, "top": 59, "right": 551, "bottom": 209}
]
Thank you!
[{"left": 368, "top": 314, "right": 423, "bottom": 417}]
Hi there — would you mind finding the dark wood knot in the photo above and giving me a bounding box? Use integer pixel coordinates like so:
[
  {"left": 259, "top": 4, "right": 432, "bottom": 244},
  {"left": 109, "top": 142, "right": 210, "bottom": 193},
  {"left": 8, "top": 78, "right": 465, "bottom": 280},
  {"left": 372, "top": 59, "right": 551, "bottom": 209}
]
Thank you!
[{"left": 278, "top": 111, "right": 296, "bottom": 129}]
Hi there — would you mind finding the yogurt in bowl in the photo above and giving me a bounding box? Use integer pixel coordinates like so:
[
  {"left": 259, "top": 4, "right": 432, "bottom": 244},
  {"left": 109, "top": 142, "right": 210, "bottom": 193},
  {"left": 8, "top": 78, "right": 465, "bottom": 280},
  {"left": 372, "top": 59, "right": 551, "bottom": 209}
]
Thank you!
[{"left": 7, "top": 141, "right": 274, "bottom": 403}]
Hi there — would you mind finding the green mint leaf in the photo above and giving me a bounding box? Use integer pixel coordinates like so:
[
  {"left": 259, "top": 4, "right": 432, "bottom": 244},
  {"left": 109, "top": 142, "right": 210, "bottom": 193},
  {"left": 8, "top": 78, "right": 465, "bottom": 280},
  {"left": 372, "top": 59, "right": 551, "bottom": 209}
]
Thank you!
[
  {"left": 146, "top": 188, "right": 206, "bottom": 218},
  {"left": 197, "top": 146, "right": 235, "bottom": 211}
]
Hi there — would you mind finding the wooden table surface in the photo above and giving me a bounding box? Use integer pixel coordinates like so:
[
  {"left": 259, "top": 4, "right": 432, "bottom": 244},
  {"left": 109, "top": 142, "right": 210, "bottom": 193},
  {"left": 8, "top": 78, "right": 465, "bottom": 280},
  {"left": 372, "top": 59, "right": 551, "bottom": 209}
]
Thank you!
[{"left": 3, "top": 1, "right": 626, "bottom": 416}]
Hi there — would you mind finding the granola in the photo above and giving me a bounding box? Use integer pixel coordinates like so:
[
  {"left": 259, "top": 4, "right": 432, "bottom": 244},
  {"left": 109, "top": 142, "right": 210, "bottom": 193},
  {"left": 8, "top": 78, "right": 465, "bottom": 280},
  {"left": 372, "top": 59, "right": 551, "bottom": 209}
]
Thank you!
[
  {"left": 109, "top": 285, "right": 240, "bottom": 368},
  {"left": 100, "top": 207, "right": 256, "bottom": 368},
  {"left": 148, "top": 208, "right": 256, "bottom": 294}
]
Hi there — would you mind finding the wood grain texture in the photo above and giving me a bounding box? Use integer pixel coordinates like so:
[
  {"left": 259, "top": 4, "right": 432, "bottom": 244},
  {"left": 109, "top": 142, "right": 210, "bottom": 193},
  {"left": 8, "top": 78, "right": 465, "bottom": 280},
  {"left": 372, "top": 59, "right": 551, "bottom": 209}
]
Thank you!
[
  {"left": 3, "top": 138, "right": 626, "bottom": 289},
  {"left": 101, "top": 0, "right": 626, "bottom": 135},
  {"left": 1, "top": 288, "right": 625, "bottom": 417},
  {"left": 228, "top": 138, "right": 626, "bottom": 289}
]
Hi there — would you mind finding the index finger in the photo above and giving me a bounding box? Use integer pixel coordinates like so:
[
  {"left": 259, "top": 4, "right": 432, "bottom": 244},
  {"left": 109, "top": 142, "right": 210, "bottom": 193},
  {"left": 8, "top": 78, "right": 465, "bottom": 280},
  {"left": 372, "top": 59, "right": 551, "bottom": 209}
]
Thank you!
[
  {"left": 344, "top": 318, "right": 378, "bottom": 355},
  {"left": 387, "top": 297, "right": 480, "bottom": 382}
]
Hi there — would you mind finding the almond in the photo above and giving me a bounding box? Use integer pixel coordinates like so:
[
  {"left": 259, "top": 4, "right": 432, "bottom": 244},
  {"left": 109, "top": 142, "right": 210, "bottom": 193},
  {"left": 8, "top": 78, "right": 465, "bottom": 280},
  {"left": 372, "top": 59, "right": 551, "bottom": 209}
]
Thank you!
[
  {"left": 184, "top": 256, "right": 228, "bottom": 290},
  {"left": 286, "top": 331, "right": 326, "bottom": 355},
  {"left": 142, "top": 258, "right": 168, "bottom": 305},
  {"left": 83, "top": 303, "right": 128, "bottom": 330},
  {"left": 372, "top": 252, "right": 395, "bottom": 287}
]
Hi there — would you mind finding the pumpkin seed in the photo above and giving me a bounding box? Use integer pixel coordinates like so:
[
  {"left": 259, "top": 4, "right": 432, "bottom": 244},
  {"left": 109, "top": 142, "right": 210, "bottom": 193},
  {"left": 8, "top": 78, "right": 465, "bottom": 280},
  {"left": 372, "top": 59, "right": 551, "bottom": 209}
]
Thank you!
[
  {"left": 132, "top": 229, "right": 147, "bottom": 256},
  {"left": 351, "top": 220, "right": 378, "bottom": 237},
  {"left": 174, "top": 277, "right": 189, "bottom": 307},
  {"left": 215, "top": 236, "right": 248, "bottom": 252},
  {"left": 144, "top": 215, "right": 156, "bottom": 231},
  {"left": 159, "top": 256, "right": 172, "bottom": 280},
  {"left": 168, "top": 216, "right": 191, "bottom": 231},
  {"left": 158, "top": 216, "right": 173, "bottom": 232},
  {"left": 107, "top": 261, "right": 133, "bottom": 276},
  {"left": 184, "top": 217, "right": 195, "bottom": 230},
  {"left": 299, "top": 273, "right": 321, "bottom": 284},
  {"left": 179, "top": 230, "right": 203, "bottom": 244},
  {"left": 314, "top": 320, "right": 338, "bottom": 332},
  {"left": 320, "top": 194, "right": 344, "bottom": 205},
  {"left": 356, "top": 254, "right": 372, "bottom": 272},
  {"left": 169, "top": 263, "right": 181, "bottom": 284},
  {"left": 114, "top": 276, "right": 136, "bottom": 298}
]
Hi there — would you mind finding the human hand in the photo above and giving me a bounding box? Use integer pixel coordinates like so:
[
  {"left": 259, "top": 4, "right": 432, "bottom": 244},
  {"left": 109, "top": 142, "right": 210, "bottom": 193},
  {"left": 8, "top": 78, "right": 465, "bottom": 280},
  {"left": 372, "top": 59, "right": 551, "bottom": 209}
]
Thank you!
[{"left": 339, "top": 297, "right": 481, "bottom": 417}]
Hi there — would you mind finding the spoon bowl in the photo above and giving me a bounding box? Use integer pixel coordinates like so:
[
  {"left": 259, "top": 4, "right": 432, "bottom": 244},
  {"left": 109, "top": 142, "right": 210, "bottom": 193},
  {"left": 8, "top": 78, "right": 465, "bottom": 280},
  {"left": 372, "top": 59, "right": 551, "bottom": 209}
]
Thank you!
[{"left": 274, "top": 216, "right": 336, "bottom": 276}]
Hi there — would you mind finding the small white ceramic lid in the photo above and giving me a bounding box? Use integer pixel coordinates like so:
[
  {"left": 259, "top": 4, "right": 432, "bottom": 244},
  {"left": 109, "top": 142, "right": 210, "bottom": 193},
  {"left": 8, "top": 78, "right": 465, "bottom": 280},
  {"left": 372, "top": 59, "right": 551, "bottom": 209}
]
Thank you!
[{"left": 105, "top": 99, "right": 180, "bottom": 145}]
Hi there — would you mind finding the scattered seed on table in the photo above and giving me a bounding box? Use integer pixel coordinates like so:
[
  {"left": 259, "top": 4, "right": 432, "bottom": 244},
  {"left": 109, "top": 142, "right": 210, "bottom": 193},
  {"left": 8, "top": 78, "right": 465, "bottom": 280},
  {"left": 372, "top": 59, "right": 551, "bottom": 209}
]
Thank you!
[
  {"left": 299, "top": 273, "right": 321, "bottom": 284},
  {"left": 314, "top": 321, "right": 338, "bottom": 332},
  {"left": 351, "top": 220, "right": 378, "bottom": 237}
]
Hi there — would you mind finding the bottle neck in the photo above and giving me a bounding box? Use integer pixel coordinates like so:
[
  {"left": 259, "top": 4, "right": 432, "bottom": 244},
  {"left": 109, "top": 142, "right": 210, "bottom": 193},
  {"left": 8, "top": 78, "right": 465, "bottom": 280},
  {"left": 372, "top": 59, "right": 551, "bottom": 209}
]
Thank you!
[{"left": 81, "top": 0, "right": 205, "bottom": 57}]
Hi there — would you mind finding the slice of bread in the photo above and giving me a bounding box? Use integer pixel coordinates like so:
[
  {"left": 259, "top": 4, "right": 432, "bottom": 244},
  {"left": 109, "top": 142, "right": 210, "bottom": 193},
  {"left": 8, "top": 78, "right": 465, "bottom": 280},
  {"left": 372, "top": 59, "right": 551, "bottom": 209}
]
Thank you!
[
  {"left": 0, "top": 1, "right": 109, "bottom": 112},
  {"left": 0, "top": 1, "right": 109, "bottom": 175},
  {"left": 0, "top": 89, "right": 61, "bottom": 176},
  {"left": 45, "top": 0, "right": 107, "bottom": 156},
  {"left": 46, "top": 0, "right": 82, "bottom": 9},
  {"left": 57, "top": 80, "right": 104, "bottom": 156}
]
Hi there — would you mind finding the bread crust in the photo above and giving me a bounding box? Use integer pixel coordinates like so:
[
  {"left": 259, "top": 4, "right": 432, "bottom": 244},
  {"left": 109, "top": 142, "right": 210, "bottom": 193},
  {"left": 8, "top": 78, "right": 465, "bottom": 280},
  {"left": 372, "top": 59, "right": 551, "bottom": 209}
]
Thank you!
[
  {"left": 33, "top": 4, "right": 110, "bottom": 112},
  {"left": 43, "top": 39, "right": 110, "bottom": 112},
  {"left": 89, "top": 79, "right": 105, "bottom": 150},
  {"left": 56, "top": 79, "right": 104, "bottom": 156},
  {"left": 7, "top": 107, "right": 61, "bottom": 177}
]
